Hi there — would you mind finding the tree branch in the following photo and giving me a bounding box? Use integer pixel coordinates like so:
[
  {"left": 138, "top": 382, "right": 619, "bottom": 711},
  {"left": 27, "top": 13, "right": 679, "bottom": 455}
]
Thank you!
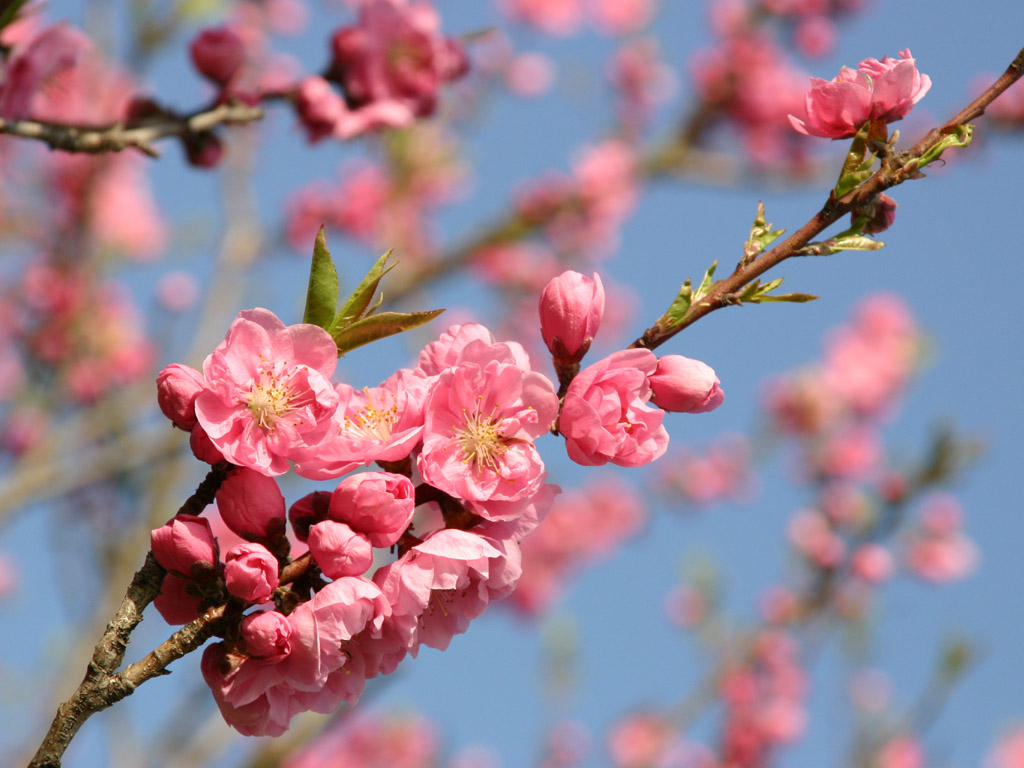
[
  {"left": 631, "top": 46, "right": 1024, "bottom": 352},
  {"left": 0, "top": 100, "right": 264, "bottom": 158},
  {"left": 27, "top": 463, "right": 231, "bottom": 768}
]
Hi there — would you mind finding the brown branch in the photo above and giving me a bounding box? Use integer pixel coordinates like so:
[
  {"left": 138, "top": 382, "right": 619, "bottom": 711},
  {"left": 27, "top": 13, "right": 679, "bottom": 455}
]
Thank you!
[
  {"left": 0, "top": 100, "right": 264, "bottom": 158},
  {"left": 631, "top": 46, "right": 1024, "bottom": 352},
  {"left": 27, "top": 463, "right": 231, "bottom": 768}
]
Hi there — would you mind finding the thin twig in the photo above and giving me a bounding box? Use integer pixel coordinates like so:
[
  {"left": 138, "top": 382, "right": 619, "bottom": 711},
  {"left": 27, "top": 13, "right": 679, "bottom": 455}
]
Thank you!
[{"left": 631, "top": 46, "right": 1024, "bottom": 352}]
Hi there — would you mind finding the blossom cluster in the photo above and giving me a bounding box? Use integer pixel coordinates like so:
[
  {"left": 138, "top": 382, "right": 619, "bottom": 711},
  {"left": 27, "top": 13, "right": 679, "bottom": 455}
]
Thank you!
[{"left": 150, "top": 265, "right": 724, "bottom": 733}]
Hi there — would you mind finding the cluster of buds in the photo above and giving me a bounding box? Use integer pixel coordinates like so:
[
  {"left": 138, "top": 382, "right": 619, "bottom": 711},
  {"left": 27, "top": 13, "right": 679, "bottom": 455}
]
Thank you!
[{"left": 539, "top": 270, "right": 724, "bottom": 467}]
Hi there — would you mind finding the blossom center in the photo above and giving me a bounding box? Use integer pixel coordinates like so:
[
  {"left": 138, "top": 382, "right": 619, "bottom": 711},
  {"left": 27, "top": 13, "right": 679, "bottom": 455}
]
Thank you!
[
  {"left": 243, "top": 364, "right": 308, "bottom": 430},
  {"left": 456, "top": 407, "right": 507, "bottom": 472},
  {"left": 343, "top": 389, "right": 399, "bottom": 442}
]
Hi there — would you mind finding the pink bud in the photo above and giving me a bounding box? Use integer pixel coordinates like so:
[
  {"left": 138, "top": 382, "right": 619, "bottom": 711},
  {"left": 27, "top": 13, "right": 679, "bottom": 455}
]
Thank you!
[
  {"left": 539, "top": 271, "right": 605, "bottom": 361},
  {"left": 288, "top": 490, "right": 332, "bottom": 543},
  {"left": 851, "top": 544, "right": 894, "bottom": 583},
  {"left": 189, "top": 27, "right": 246, "bottom": 86},
  {"left": 328, "top": 471, "right": 415, "bottom": 547},
  {"left": 183, "top": 130, "right": 224, "bottom": 169},
  {"left": 224, "top": 543, "right": 279, "bottom": 603},
  {"left": 294, "top": 75, "right": 347, "bottom": 142},
  {"left": 153, "top": 573, "right": 203, "bottom": 625},
  {"left": 189, "top": 423, "right": 225, "bottom": 465},
  {"left": 156, "top": 364, "right": 206, "bottom": 430},
  {"left": 215, "top": 467, "right": 287, "bottom": 541},
  {"left": 308, "top": 520, "right": 374, "bottom": 579},
  {"left": 240, "top": 610, "right": 292, "bottom": 660},
  {"left": 857, "top": 193, "right": 898, "bottom": 235},
  {"left": 648, "top": 355, "right": 724, "bottom": 413},
  {"left": 151, "top": 514, "right": 219, "bottom": 579}
]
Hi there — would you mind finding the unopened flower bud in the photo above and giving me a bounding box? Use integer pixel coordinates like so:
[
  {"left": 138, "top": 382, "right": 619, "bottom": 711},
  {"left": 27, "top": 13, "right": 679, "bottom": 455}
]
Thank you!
[
  {"left": 189, "top": 423, "right": 225, "bottom": 464},
  {"left": 328, "top": 471, "right": 415, "bottom": 547},
  {"left": 308, "top": 520, "right": 373, "bottom": 579},
  {"left": 648, "top": 355, "right": 724, "bottom": 413},
  {"left": 154, "top": 573, "right": 203, "bottom": 625},
  {"left": 294, "top": 76, "right": 346, "bottom": 142},
  {"left": 151, "top": 514, "right": 219, "bottom": 579},
  {"left": 539, "top": 270, "right": 605, "bottom": 362},
  {"left": 156, "top": 364, "right": 206, "bottom": 430},
  {"left": 240, "top": 610, "right": 292, "bottom": 660},
  {"left": 856, "top": 193, "right": 898, "bottom": 235},
  {"left": 224, "top": 543, "right": 279, "bottom": 603},
  {"left": 190, "top": 27, "right": 246, "bottom": 86},
  {"left": 288, "top": 490, "right": 332, "bottom": 543},
  {"left": 215, "top": 468, "right": 287, "bottom": 541},
  {"left": 183, "top": 130, "right": 224, "bottom": 169}
]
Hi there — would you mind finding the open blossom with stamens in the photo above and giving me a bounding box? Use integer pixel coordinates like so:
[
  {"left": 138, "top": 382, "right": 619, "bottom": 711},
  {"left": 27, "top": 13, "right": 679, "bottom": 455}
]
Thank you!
[
  {"left": 416, "top": 332, "right": 559, "bottom": 520},
  {"left": 194, "top": 309, "right": 339, "bottom": 476},
  {"left": 295, "top": 368, "right": 429, "bottom": 480}
]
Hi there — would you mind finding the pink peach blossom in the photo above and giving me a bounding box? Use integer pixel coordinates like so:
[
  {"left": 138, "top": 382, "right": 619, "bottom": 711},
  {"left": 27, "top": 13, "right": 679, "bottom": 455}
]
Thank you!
[
  {"left": 417, "top": 340, "right": 558, "bottom": 519},
  {"left": 203, "top": 576, "right": 390, "bottom": 736},
  {"left": 194, "top": 308, "right": 340, "bottom": 476},
  {"left": 789, "top": 49, "right": 930, "bottom": 138},
  {"left": 0, "top": 23, "right": 92, "bottom": 121},
  {"left": 240, "top": 610, "right": 292, "bottom": 661},
  {"left": 190, "top": 27, "right": 247, "bottom": 85},
  {"left": 851, "top": 544, "right": 894, "bottom": 583},
  {"left": 327, "top": 472, "right": 416, "bottom": 547},
  {"left": 295, "top": 369, "right": 429, "bottom": 480},
  {"left": 156, "top": 364, "right": 206, "bottom": 431},
  {"left": 151, "top": 514, "right": 219, "bottom": 580},
  {"left": 330, "top": 0, "right": 467, "bottom": 123},
  {"left": 224, "top": 543, "right": 280, "bottom": 603},
  {"left": 374, "top": 529, "right": 521, "bottom": 654},
  {"left": 987, "top": 726, "right": 1024, "bottom": 768},
  {"left": 587, "top": 0, "right": 654, "bottom": 35},
  {"left": 558, "top": 348, "right": 668, "bottom": 467},
  {"left": 215, "top": 467, "right": 287, "bottom": 542},
  {"left": 288, "top": 491, "right": 332, "bottom": 542},
  {"left": 648, "top": 354, "right": 724, "bottom": 413},
  {"left": 502, "top": 0, "right": 584, "bottom": 35},
  {"left": 153, "top": 573, "right": 202, "bottom": 625},
  {"left": 308, "top": 520, "right": 374, "bottom": 579},
  {"left": 539, "top": 270, "right": 605, "bottom": 362}
]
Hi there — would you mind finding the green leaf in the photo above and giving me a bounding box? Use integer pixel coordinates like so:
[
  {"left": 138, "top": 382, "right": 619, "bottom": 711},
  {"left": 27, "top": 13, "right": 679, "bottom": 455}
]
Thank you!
[
  {"left": 834, "top": 123, "right": 877, "bottom": 198},
  {"left": 912, "top": 124, "right": 973, "bottom": 171},
  {"left": 333, "top": 249, "right": 396, "bottom": 331},
  {"left": 333, "top": 309, "right": 445, "bottom": 356},
  {"left": 664, "top": 280, "right": 694, "bottom": 325},
  {"left": 695, "top": 260, "right": 718, "bottom": 298},
  {"left": 302, "top": 226, "right": 339, "bottom": 331},
  {"left": 751, "top": 292, "right": 818, "bottom": 304},
  {"left": 797, "top": 234, "right": 884, "bottom": 257},
  {"left": 0, "top": 0, "right": 31, "bottom": 34},
  {"left": 744, "top": 202, "right": 786, "bottom": 261}
]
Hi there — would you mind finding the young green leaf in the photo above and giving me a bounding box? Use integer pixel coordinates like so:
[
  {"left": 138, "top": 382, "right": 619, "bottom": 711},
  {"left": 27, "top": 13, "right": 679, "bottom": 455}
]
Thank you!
[
  {"left": 695, "top": 260, "right": 718, "bottom": 299},
  {"left": 302, "top": 226, "right": 339, "bottom": 331},
  {"left": 664, "top": 280, "right": 694, "bottom": 325},
  {"left": 333, "top": 249, "right": 396, "bottom": 331},
  {"left": 744, "top": 202, "right": 785, "bottom": 262},
  {"left": 333, "top": 309, "right": 445, "bottom": 356},
  {"left": 834, "top": 122, "right": 877, "bottom": 198}
]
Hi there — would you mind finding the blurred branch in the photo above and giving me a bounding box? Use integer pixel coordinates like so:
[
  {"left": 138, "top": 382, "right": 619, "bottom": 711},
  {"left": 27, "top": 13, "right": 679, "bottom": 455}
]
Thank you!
[{"left": 0, "top": 100, "right": 263, "bottom": 157}]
